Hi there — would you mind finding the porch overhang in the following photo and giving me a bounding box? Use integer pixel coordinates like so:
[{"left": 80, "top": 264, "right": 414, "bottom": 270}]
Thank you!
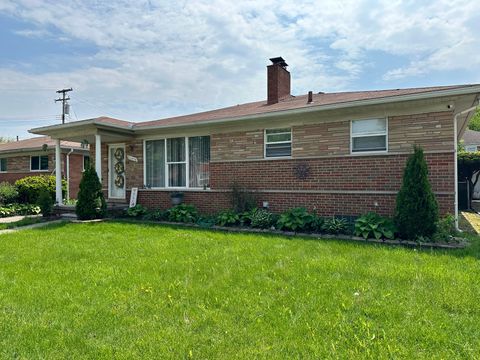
[{"left": 29, "top": 117, "right": 135, "bottom": 144}]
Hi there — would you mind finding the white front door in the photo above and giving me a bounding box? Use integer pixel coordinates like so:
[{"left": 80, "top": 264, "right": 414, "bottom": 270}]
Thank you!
[{"left": 108, "top": 144, "right": 126, "bottom": 199}]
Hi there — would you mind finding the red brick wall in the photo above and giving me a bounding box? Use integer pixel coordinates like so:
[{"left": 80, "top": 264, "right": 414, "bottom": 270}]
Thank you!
[
  {"left": 67, "top": 154, "right": 84, "bottom": 199},
  {"left": 133, "top": 152, "right": 454, "bottom": 216}
]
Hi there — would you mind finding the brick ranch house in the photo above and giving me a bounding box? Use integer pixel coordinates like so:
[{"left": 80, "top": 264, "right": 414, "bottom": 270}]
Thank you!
[
  {"left": 0, "top": 136, "right": 90, "bottom": 199},
  {"left": 30, "top": 57, "right": 480, "bottom": 224}
]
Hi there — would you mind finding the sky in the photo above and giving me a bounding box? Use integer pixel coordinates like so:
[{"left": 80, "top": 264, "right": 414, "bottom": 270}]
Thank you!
[{"left": 0, "top": 0, "right": 479, "bottom": 139}]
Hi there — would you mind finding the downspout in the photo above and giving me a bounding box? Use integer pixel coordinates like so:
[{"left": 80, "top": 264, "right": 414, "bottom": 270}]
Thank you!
[
  {"left": 66, "top": 148, "right": 74, "bottom": 201},
  {"left": 454, "top": 101, "right": 480, "bottom": 230}
]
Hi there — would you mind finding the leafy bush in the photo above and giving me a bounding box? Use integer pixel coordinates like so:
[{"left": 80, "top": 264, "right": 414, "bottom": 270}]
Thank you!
[
  {"left": 354, "top": 212, "right": 396, "bottom": 240},
  {"left": 0, "top": 182, "right": 18, "bottom": 205},
  {"left": 37, "top": 189, "right": 54, "bottom": 217},
  {"left": 196, "top": 215, "right": 216, "bottom": 228},
  {"left": 216, "top": 209, "right": 240, "bottom": 227},
  {"left": 76, "top": 166, "right": 107, "bottom": 220},
  {"left": 250, "top": 209, "right": 276, "bottom": 229},
  {"left": 167, "top": 204, "right": 199, "bottom": 223},
  {"left": 0, "top": 204, "right": 41, "bottom": 218},
  {"left": 395, "top": 146, "right": 438, "bottom": 239},
  {"left": 432, "top": 214, "right": 457, "bottom": 243},
  {"left": 126, "top": 204, "right": 148, "bottom": 217},
  {"left": 276, "top": 207, "right": 315, "bottom": 232},
  {"left": 322, "top": 217, "right": 349, "bottom": 235},
  {"left": 231, "top": 182, "right": 256, "bottom": 213},
  {"left": 15, "top": 175, "right": 66, "bottom": 204},
  {"left": 143, "top": 209, "right": 168, "bottom": 221}
]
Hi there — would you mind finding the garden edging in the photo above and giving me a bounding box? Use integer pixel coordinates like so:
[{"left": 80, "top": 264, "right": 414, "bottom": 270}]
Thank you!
[{"left": 114, "top": 219, "right": 468, "bottom": 249}]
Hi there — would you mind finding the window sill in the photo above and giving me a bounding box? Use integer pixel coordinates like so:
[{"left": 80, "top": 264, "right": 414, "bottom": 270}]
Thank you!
[
  {"left": 30, "top": 169, "right": 50, "bottom": 172},
  {"left": 350, "top": 150, "right": 388, "bottom": 156},
  {"left": 140, "top": 187, "right": 212, "bottom": 192}
]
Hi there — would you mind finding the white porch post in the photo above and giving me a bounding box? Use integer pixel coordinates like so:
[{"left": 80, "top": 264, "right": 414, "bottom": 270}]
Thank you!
[
  {"left": 95, "top": 134, "right": 102, "bottom": 183},
  {"left": 55, "top": 139, "right": 63, "bottom": 205}
]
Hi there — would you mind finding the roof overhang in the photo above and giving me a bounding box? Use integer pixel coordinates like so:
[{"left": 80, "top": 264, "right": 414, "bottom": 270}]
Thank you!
[{"left": 29, "top": 85, "right": 480, "bottom": 140}]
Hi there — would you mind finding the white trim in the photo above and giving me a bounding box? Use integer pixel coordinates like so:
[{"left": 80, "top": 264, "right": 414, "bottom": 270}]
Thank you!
[
  {"left": 108, "top": 143, "right": 126, "bottom": 200},
  {"left": 264, "top": 127, "right": 293, "bottom": 158},
  {"left": 95, "top": 134, "right": 102, "bottom": 183},
  {"left": 143, "top": 135, "right": 210, "bottom": 190},
  {"left": 30, "top": 155, "right": 49, "bottom": 171},
  {"left": 350, "top": 117, "right": 388, "bottom": 154}
]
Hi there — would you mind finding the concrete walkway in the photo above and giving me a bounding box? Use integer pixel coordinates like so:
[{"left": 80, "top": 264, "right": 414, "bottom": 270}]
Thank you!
[
  {"left": 0, "top": 215, "right": 41, "bottom": 224},
  {"left": 0, "top": 219, "right": 65, "bottom": 235}
]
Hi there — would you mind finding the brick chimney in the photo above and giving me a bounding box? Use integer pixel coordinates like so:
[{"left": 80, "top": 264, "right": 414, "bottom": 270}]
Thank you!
[{"left": 267, "top": 57, "right": 291, "bottom": 105}]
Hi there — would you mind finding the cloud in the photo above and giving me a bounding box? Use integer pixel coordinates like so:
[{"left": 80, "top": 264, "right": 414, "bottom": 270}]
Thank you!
[{"left": 0, "top": 0, "right": 479, "bottom": 138}]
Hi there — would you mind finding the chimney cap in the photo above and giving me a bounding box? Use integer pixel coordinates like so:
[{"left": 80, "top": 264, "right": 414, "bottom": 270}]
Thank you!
[{"left": 269, "top": 57, "right": 288, "bottom": 67}]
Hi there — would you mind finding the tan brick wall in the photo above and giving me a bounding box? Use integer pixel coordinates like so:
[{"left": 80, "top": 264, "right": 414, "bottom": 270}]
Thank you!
[
  {"left": 211, "top": 130, "right": 263, "bottom": 161},
  {"left": 210, "top": 111, "right": 454, "bottom": 161},
  {"left": 388, "top": 111, "right": 454, "bottom": 152},
  {"left": 293, "top": 121, "right": 350, "bottom": 157}
]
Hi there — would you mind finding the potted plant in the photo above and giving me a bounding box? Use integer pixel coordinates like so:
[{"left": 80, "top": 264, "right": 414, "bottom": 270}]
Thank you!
[{"left": 170, "top": 192, "right": 184, "bottom": 205}]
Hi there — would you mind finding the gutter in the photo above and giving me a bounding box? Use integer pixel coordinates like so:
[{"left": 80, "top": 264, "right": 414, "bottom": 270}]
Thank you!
[{"left": 454, "top": 99, "right": 480, "bottom": 231}]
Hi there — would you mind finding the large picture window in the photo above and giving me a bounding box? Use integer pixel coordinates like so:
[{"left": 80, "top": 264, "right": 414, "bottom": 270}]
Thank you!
[
  {"left": 265, "top": 128, "right": 292, "bottom": 158},
  {"left": 144, "top": 136, "right": 210, "bottom": 189},
  {"left": 0, "top": 158, "right": 6, "bottom": 172},
  {"left": 351, "top": 118, "right": 387, "bottom": 153},
  {"left": 31, "top": 155, "right": 49, "bottom": 171}
]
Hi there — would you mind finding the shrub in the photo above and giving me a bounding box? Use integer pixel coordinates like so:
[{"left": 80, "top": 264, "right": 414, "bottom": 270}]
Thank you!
[
  {"left": 354, "top": 212, "right": 396, "bottom": 240},
  {"left": 322, "top": 217, "right": 349, "bottom": 235},
  {"left": 231, "top": 182, "right": 256, "bottom": 213},
  {"left": 15, "top": 175, "right": 66, "bottom": 204},
  {"left": 76, "top": 166, "right": 107, "bottom": 220},
  {"left": 196, "top": 215, "right": 216, "bottom": 228},
  {"left": 0, "top": 204, "right": 41, "bottom": 218},
  {"left": 167, "top": 204, "right": 198, "bottom": 223},
  {"left": 250, "top": 209, "right": 276, "bottom": 229},
  {"left": 0, "top": 182, "right": 18, "bottom": 205},
  {"left": 143, "top": 209, "right": 168, "bottom": 221},
  {"left": 37, "top": 189, "right": 54, "bottom": 217},
  {"left": 216, "top": 210, "right": 240, "bottom": 227},
  {"left": 395, "top": 146, "right": 438, "bottom": 239},
  {"left": 277, "top": 207, "right": 315, "bottom": 232},
  {"left": 432, "top": 214, "right": 457, "bottom": 243},
  {"left": 126, "top": 204, "right": 147, "bottom": 217}
]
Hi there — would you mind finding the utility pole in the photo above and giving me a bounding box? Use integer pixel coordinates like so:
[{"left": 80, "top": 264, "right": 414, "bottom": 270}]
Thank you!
[{"left": 55, "top": 88, "right": 72, "bottom": 124}]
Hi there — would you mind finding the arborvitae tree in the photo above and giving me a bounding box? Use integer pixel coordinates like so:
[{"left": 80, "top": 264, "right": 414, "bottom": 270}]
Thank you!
[
  {"left": 76, "top": 165, "right": 106, "bottom": 220},
  {"left": 395, "top": 145, "right": 439, "bottom": 239}
]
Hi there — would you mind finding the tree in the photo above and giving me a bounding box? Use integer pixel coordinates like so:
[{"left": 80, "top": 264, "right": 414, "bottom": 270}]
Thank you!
[
  {"left": 457, "top": 151, "right": 480, "bottom": 209},
  {"left": 0, "top": 137, "right": 13, "bottom": 144},
  {"left": 76, "top": 165, "right": 106, "bottom": 220},
  {"left": 395, "top": 146, "right": 438, "bottom": 239},
  {"left": 467, "top": 108, "right": 480, "bottom": 131}
]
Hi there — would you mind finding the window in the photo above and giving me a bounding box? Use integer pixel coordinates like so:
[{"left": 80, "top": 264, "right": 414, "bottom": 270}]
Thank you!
[
  {"left": 31, "top": 155, "right": 49, "bottom": 171},
  {"left": 465, "top": 145, "right": 478, "bottom": 153},
  {"left": 167, "top": 137, "right": 186, "bottom": 187},
  {"left": 351, "top": 118, "right": 387, "bottom": 153},
  {"left": 144, "top": 136, "right": 210, "bottom": 189},
  {"left": 0, "top": 158, "right": 6, "bottom": 172},
  {"left": 83, "top": 155, "right": 90, "bottom": 171},
  {"left": 265, "top": 128, "right": 292, "bottom": 158}
]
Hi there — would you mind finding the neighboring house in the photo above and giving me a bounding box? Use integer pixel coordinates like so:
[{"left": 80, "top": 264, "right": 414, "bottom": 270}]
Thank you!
[
  {"left": 461, "top": 129, "right": 480, "bottom": 152},
  {"left": 0, "top": 136, "right": 90, "bottom": 199},
  {"left": 30, "top": 57, "right": 480, "bottom": 221},
  {"left": 461, "top": 129, "right": 480, "bottom": 199}
]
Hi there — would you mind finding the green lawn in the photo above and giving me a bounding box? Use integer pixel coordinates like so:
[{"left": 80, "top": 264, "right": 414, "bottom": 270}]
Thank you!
[{"left": 0, "top": 222, "right": 479, "bottom": 359}]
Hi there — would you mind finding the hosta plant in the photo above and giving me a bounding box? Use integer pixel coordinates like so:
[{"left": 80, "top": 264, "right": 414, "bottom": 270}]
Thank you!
[{"left": 354, "top": 212, "right": 396, "bottom": 240}]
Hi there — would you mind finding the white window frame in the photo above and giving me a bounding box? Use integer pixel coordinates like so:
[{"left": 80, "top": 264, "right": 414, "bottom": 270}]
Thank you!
[
  {"left": 166, "top": 137, "right": 189, "bottom": 188},
  {"left": 264, "top": 128, "right": 292, "bottom": 159},
  {"left": 143, "top": 135, "right": 210, "bottom": 190},
  {"left": 0, "top": 158, "right": 6, "bottom": 172},
  {"left": 30, "top": 155, "right": 49, "bottom": 172},
  {"left": 350, "top": 118, "right": 388, "bottom": 155}
]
